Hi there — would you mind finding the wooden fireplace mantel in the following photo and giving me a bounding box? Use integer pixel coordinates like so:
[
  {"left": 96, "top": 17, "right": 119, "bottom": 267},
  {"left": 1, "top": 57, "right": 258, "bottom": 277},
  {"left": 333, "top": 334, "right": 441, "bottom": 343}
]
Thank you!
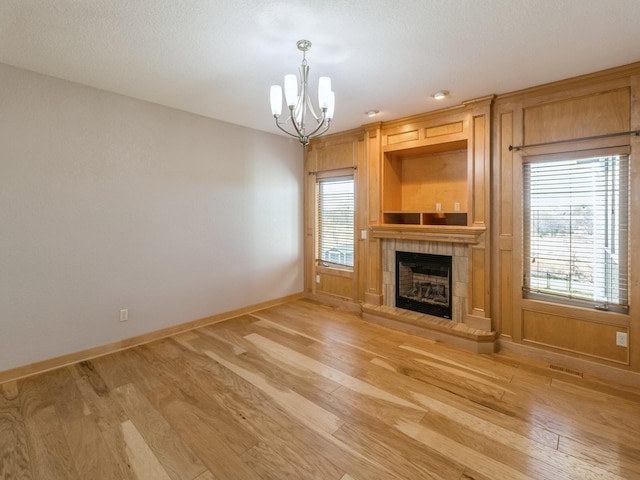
[{"left": 370, "top": 224, "right": 485, "bottom": 244}]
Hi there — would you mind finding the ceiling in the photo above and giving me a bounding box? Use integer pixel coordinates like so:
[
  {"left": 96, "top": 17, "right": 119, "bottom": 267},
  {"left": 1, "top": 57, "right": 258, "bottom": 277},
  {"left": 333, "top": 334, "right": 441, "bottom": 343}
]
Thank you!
[{"left": 2, "top": 0, "right": 640, "bottom": 138}]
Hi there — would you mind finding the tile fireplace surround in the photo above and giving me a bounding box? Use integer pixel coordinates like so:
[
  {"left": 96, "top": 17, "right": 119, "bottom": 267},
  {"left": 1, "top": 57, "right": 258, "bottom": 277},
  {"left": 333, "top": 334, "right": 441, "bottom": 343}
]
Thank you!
[
  {"left": 382, "top": 239, "right": 468, "bottom": 323},
  {"left": 363, "top": 235, "right": 496, "bottom": 353}
]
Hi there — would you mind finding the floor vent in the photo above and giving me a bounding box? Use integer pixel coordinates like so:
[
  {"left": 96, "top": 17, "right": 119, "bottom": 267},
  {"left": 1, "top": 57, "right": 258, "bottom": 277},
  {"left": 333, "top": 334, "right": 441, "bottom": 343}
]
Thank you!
[{"left": 549, "top": 364, "right": 583, "bottom": 377}]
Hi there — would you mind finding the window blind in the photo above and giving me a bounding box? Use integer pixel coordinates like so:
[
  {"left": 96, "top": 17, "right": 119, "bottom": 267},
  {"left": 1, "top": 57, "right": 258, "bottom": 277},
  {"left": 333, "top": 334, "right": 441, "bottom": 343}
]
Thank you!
[
  {"left": 523, "top": 154, "right": 629, "bottom": 312},
  {"left": 316, "top": 176, "right": 354, "bottom": 268}
]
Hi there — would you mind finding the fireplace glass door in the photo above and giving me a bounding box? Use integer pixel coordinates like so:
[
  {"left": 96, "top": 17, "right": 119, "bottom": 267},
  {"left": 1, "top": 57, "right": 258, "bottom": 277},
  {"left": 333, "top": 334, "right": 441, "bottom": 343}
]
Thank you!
[{"left": 396, "top": 251, "right": 452, "bottom": 319}]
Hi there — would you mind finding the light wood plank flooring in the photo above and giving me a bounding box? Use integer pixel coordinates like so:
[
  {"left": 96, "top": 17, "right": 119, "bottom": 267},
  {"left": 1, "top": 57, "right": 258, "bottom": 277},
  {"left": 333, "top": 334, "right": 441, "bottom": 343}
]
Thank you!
[{"left": 2, "top": 299, "right": 640, "bottom": 479}]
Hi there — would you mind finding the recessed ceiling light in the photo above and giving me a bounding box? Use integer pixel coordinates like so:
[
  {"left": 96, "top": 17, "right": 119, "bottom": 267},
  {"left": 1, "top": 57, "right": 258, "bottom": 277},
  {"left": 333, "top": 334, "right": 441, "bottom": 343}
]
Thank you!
[
  {"left": 432, "top": 90, "right": 449, "bottom": 100},
  {"left": 365, "top": 110, "right": 380, "bottom": 117}
]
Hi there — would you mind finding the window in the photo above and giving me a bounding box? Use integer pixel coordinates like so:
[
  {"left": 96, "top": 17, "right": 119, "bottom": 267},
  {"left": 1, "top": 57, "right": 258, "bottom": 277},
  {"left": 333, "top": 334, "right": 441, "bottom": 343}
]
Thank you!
[
  {"left": 523, "top": 151, "right": 629, "bottom": 312},
  {"left": 316, "top": 176, "right": 354, "bottom": 269}
]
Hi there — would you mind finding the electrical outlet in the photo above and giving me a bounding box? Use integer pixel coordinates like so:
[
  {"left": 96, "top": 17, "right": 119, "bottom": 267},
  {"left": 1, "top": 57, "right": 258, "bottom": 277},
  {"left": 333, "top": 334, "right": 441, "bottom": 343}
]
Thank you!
[
  {"left": 616, "top": 331, "right": 628, "bottom": 347},
  {"left": 316, "top": 275, "right": 321, "bottom": 284},
  {"left": 454, "top": 202, "right": 461, "bottom": 212},
  {"left": 435, "top": 203, "right": 442, "bottom": 212},
  {"left": 119, "top": 309, "right": 129, "bottom": 322}
]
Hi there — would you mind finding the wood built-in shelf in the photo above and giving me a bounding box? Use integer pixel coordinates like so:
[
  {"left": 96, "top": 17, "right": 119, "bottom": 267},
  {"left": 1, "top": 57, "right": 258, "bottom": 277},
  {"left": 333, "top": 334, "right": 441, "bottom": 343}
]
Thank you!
[
  {"left": 383, "top": 211, "right": 467, "bottom": 226},
  {"left": 382, "top": 139, "right": 470, "bottom": 234},
  {"left": 370, "top": 224, "right": 485, "bottom": 244}
]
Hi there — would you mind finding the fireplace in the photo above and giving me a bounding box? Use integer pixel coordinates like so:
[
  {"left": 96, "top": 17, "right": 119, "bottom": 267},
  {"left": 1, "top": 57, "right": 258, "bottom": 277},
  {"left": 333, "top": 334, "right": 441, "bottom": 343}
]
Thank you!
[{"left": 396, "top": 251, "right": 453, "bottom": 319}]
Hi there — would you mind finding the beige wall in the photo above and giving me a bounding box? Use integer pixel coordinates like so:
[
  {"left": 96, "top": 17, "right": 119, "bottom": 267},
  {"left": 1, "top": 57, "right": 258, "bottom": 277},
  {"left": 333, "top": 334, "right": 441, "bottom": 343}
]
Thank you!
[{"left": 0, "top": 63, "right": 304, "bottom": 372}]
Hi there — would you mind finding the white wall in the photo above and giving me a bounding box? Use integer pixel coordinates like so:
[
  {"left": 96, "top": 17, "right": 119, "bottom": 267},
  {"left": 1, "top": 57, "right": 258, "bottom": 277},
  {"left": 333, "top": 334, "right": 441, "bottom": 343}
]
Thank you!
[{"left": 0, "top": 63, "right": 304, "bottom": 372}]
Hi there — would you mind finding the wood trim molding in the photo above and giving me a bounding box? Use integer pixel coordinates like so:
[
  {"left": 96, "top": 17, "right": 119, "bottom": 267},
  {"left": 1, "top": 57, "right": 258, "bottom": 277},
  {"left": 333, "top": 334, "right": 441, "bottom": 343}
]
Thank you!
[
  {"left": 495, "top": 61, "right": 640, "bottom": 104},
  {"left": 304, "top": 292, "right": 361, "bottom": 312},
  {"left": 498, "top": 338, "right": 640, "bottom": 388},
  {"left": 0, "top": 292, "right": 304, "bottom": 385}
]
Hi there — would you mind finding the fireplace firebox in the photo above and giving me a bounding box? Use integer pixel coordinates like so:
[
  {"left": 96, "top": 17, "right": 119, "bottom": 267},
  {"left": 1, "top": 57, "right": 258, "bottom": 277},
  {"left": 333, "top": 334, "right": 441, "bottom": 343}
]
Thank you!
[{"left": 396, "top": 251, "right": 452, "bottom": 319}]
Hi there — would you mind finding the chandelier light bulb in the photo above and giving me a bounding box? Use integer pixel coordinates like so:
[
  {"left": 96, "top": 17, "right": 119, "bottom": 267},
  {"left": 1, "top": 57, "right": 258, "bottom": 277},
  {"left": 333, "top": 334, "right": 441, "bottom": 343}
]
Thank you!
[
  {"left": 270, "top": 86, "right": 282, "bottom": 116},
  {"left": 318, "top": 77, "right": 332, "bottom": 109},
  {"left": 284, "top": 74, "right": 298, "bottom": 107},
  {"left": 326, "top": 92, "right": 335, "bottom": 119}
]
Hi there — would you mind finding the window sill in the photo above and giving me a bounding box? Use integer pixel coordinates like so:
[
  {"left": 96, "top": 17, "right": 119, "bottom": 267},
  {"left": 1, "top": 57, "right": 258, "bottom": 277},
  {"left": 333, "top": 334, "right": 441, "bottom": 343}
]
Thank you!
[
  {"left": 316, "top": 264, "right": 353, "bottom": 277},
  {"left": 521, "top": 297, "right": 629, "bottom": 328}
]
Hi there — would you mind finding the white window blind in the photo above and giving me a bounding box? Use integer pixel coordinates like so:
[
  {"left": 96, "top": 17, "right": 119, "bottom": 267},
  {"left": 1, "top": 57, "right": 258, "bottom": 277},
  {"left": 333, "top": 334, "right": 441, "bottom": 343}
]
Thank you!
[
  {"left": 316, "top": 176, "right": 354, "bottom": 268},
  {"left": 523, "top": 153, "right": 629, "bottom": 312}
]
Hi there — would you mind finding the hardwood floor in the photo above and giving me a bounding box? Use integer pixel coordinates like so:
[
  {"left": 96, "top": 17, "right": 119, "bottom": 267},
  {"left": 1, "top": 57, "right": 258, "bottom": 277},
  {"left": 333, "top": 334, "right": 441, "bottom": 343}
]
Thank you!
[{"left": 2, "top": 299, "right": 640, "bottom": 479}]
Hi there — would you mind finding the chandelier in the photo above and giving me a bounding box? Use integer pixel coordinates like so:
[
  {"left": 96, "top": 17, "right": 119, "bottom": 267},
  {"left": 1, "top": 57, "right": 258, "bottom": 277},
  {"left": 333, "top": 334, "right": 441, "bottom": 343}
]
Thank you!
[{"left": 270, "top": 40, "right": 335, "bottom": 147}]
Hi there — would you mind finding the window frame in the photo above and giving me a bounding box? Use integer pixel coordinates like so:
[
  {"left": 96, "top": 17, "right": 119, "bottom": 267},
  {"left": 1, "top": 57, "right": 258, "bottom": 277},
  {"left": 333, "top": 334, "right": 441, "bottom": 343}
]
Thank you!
[
  {"left": 315, "top": 173, "right": 355, "bottom": 271},
  {"left": 522, "top": 146, "right": 630, "bottom": 314}
]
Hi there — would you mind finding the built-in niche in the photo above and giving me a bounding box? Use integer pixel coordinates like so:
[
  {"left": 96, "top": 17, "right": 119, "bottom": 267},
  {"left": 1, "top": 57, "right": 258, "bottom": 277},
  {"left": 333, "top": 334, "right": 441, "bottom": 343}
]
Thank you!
[{"left": 382, "top": 140, "right": 468, "bottom": 226}]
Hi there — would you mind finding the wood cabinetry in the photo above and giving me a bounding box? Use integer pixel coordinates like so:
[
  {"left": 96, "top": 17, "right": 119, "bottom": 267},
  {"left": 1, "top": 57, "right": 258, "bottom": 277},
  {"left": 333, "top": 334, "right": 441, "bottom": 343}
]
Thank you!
[
  {"left": 493, "top": 63, "right": 640, "bottom": 376},
  {"left": 305, "top": 61, "right": 640, "bottom": 382},
  {"left": 363, "top": 98, "right": 494, "bottom": 336}
]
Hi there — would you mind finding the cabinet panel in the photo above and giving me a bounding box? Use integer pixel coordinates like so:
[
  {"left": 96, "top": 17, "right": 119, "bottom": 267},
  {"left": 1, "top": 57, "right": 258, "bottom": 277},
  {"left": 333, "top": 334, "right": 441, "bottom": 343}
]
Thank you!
[
  {"left": 499, "top": 111, "right": 514, "bottom": 236},
  {"left": 523, "top": 309, "right": 629, "bottom": 364},
  {"left": 523, "top": 88, "right": 630, "bottom": 145},
  {"left": 425, "top": 121, "right": 464, "bottom": 138},
  {"left": 317, "top": 271, "right": 353, "bottom": 299},
  {"left": 472, "top": 115, "right": 486, "bottom": 224},
  {"left": 309, "top": 139, "right": 357, "bottom": 172},
  {"left": 499, "top": 249, "right": 513, "bottom": 337},
  {"left": 387, "top": 129, "right": 420, "bottom": 145},
  {"left": 471, "top": 246, "right": 486, "bottom": 313},
  {"left": 382, "top": 154, "right": 402, "bottom": 212}
]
